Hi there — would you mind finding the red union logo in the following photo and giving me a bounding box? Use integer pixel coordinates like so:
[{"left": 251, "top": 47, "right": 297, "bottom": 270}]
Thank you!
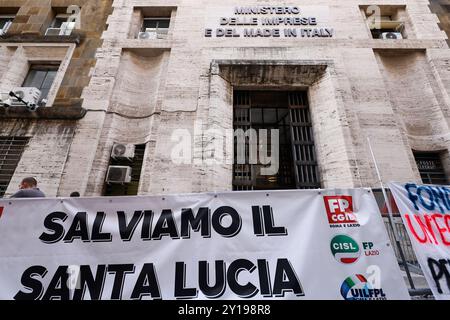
[
  {"left": 323, "top": 196, "right": 358, "bottom": 225},
  {"left": 0, "top": 206, "right": 3, "bottom": 219}
]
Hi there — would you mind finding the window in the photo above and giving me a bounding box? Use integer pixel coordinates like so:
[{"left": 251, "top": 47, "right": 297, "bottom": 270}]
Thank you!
[
  {"left": 45, "top": 14, "right": 75, "bottom": 36},
  {"left": 360, "top": 5, "right": 406, "bottom": 39},
  {"left": 22, "top": 65, "right": 59, "bottom": 103},
  {"left": 52, "top": 15, "right": 69, "bottom": 28},
  {"left": 133, "top": 6, "right": 175, "bottom": 39},
  {"left": 233, "top": 91, "right": 320, "bottom": 191},
  {"left": 141, "top": 18, "right": 170, "bottom": 37},
  {"left": 0, "top": 137, "right": 29, "bottom": 197},
  {"left": 413, "top": 151, "right": 448, "bottom": 185},
  {"left": 0, "top": 15, "right": 14, "bottom": 35},
  {"left": 104, "top": 144, "right": 146, "bottom": 196}
]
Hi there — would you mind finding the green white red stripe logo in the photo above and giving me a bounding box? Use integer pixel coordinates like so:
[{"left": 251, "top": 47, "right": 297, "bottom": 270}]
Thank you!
[{"left": 330, "top": 234, "right": 361, "bottom": 264}]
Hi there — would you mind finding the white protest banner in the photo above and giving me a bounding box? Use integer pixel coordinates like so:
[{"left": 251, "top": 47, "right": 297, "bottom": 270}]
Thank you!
[
  {"left": 389, "top": 182, "right": 450, "bottom": 300},
  {"left": 0, "top": 189, "right": 409, "bottom": 300}
]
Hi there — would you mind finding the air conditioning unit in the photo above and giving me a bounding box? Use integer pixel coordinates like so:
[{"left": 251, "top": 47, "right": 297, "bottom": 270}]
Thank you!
[
  {"left": 111, "top": 143, "right": 135, "bottom": 160},
  {"left": 156, "top": 32, "right": 168, "bottom": 39},
  {"left": 45, "top": 22, "right": 75, "bottom": 36},
  {"left": 8, "top": 87, "right": 41, "bottom": 107},
  {"left": 106, "top": 166, "right": 132, "bottom": 184},
  {"left": 381, "top": 32, "right": 403, "bottom": 39},
  {"left": 138, "top": 30, "right": 158, "bottom": 40}
]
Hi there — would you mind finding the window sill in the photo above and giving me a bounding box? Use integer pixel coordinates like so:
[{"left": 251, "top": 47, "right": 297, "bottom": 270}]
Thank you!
[
  {"left": 0, "top": 104, "right": 86, "bottom": 120},
  {"left": 121, "top": 38, "right": 173, "bottom": 50},
  {"left": 0, "top": 33, "right": 81, "bottom": 45}
]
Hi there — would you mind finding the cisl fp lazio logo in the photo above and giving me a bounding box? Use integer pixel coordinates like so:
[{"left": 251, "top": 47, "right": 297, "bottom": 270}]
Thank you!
[
  {"left": 323, "top": 196, "right": 360, "bottom": 228},
  {"left": 330, "top": 234, "right": 361, "bottom": 264}
]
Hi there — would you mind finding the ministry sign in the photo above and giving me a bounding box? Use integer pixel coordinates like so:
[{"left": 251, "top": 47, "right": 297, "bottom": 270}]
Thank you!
[{"left": 205, "top": 6, "right": 334, "bottom": 38}]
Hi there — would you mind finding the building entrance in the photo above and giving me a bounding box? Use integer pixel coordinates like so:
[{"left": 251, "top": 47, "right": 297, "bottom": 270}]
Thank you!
[{"left": 233, "top": 90, "right": 320, "bottom": 190}]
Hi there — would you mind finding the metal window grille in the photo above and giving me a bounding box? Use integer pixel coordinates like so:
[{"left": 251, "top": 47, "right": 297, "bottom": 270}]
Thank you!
[
  {"left": 233, "top": 91, "right": 320, "bottom": 190},
  {"left": 288, "top": 92, "right": 321, "bottom": 189},
  {"left": 233, "top": 91, "right": 252, "bottom": 191},
  {"left": 413, "top": 151, "right": 448, "bottom": 185},
  {"left": 0, "top": 137, "right": 29, "bottom": 197}
]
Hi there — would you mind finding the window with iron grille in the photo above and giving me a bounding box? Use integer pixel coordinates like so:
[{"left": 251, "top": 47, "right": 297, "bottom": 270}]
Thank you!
[
  {"left": 233, "top": 91, "right": 320, "bottom": 190},
  {"left": 413, "top": 151, "right": 448, "bottom": 185},
  {"left": 104, "top": 144, "right": 146, "bottom": 196},
  {"left": 0, "top": 137, "right": 29, "bottom": 197}
]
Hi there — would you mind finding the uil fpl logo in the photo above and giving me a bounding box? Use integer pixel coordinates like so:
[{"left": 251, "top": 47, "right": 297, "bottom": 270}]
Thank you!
[
  {"left": 340, "top": 273, "right": 386, "bottom": 301},
  {"left": 330, "top": 234, "right": 361, "bottom": 264}
]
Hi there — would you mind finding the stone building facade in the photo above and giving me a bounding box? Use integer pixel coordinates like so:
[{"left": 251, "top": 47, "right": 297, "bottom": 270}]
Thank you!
[
  {"left": 0, "top": 0, "right": 112, "bottom": 196},
  {"left": 0, "top": 0, "right": 449, "bottom": 197}
]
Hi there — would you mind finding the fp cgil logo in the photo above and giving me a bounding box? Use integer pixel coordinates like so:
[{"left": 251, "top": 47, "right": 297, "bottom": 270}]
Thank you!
[
  {"left": 323, "top": 196, "right": 360, "bottom": 228},
  {"left": 330, "top": 234, "right": 361, "bottom": 264}
]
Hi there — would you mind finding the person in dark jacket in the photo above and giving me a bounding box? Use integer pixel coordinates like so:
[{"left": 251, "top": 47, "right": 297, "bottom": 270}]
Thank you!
[{"left": 10, "top": 177, "right": 46, "bottom": 198}]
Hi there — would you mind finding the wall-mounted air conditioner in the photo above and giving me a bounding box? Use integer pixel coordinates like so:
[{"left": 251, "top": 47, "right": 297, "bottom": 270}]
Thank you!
[
  {"left": 138, "top": 30, "right": 158, "bottom": 40},
  {"left": 45, "top": 22, "right": 75, "bottom": 36},
  {"left": 11, "top": 87, "right": 41, "bottom": 106},
  {"left": 0, "top": 87, "right": 41, "bottom": 107},
  {"left": 0, "top": 87, "right": 42, "bottom": 111},
  {"left": 381, "top": 32, "right": 403, "bottom": 39},
  {"left": 138, "top": 28, "right": 168, "bottom": 40},
  {"left": 156, "top": 33, "right": 168, "bottom": 39},
  {"left": 106, "top": 166, "right": 132, "bottom": 184},
  {"left": 111, "top": 143, "right": 135, "bottom": 160}
]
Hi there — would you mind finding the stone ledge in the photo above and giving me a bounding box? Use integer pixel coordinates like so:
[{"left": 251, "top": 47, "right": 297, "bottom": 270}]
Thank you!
[
  {"left": 0, "top": 33, "right": 83, "bottom": 45},
  {"left": 119, "top": 39, "right": 173, "bottom": 50},
  {"left": 0, "top": 104, "right": 86, "bottom": 120}
]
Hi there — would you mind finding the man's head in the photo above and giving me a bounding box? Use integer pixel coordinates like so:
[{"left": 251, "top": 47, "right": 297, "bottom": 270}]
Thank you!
[{"left": 19, "top": 177, "right": 38, "bottom": 190}]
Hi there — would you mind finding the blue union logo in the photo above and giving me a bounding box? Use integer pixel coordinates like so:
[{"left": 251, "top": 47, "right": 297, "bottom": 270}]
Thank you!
[{"left": 340, "top": 274, "right": 386, "bottom": 300}]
